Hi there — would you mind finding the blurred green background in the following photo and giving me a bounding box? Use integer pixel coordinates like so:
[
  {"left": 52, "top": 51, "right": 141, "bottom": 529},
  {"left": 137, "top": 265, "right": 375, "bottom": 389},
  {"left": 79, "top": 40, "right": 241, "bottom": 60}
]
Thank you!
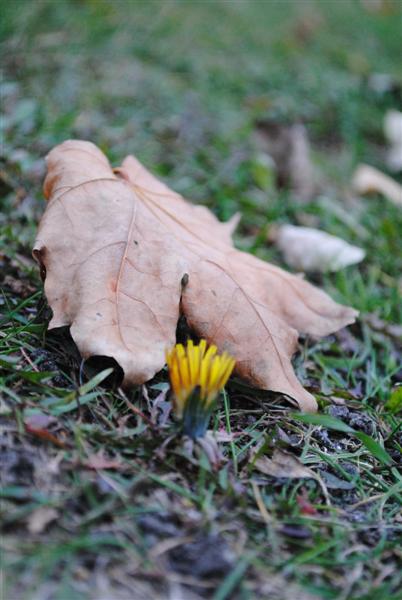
[
  {"left": 2, "top": 0, "right": 401, "bottom": 162},
  {"left": 2, "top": 0, "right": 402, "bottom": 323}
]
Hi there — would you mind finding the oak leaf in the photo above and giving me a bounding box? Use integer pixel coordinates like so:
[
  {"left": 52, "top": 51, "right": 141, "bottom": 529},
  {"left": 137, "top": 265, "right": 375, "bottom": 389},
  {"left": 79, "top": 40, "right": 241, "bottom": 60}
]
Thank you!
[{"left": 33, "top": 140, "right": 358, "bottom": 412}]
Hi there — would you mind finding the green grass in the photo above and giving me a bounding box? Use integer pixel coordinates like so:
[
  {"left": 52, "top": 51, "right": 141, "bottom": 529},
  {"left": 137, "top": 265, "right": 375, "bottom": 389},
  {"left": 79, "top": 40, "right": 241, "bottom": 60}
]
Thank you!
[{"left": 1, "top": 1, "right": 402, "bottom": 599}]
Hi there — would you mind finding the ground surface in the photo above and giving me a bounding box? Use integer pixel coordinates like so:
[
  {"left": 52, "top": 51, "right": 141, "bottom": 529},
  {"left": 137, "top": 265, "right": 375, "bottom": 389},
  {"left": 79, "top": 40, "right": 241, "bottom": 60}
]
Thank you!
[{"left": 1, "top": 1, "right": 402, "bottom": 599}]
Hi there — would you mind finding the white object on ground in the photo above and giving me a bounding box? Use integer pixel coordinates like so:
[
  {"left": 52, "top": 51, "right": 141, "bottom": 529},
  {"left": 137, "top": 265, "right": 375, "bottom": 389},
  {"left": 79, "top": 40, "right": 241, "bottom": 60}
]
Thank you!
[
  {"left": 275, "top": 224, "right": 365, "bottom": 273},
  {"left": 384, "top": 110, "right": 402, "bottom": 172}
]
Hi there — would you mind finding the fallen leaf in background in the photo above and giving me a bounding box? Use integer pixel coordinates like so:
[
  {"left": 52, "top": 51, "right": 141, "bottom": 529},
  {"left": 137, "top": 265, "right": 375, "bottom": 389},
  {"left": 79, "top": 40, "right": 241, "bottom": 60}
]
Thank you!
[
  {"left": 33, "top": 140, "right": 358, "bottom": 411},
  {"left": 273, "top": 224, "right": 365, "bottom": 272},
  {"left": 352, "top": 164, "right": 402, "bottom": 208},
  {"left": 255, "top": 120, "right": 316, "bottom": 202},
  {"left": 27, "top": 506, "right": 58, "bottom": 534},
  {"left": 254, "top": 449, "right": 315, "bottom": 479},
  {"left": 364, "top": 313, "right": 402, "bottom": 345},
  {"left": 384, "top": 109, "right": 402, "bottom": 172}
]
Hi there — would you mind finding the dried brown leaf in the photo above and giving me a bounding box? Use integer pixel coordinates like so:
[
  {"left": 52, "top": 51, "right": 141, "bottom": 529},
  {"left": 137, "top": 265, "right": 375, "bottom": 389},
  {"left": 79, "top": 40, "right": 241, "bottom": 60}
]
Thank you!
[
  {"left": 254, "top": 449, "right": 316, "bottom": 479},
  {"left": 352, "top": 163, "right": 402, "bottom": 207},
  {"left": 33, "top": 140, "right": 358, "bottom": 411},
  {"left": 255, "top": 121, "right": 316, "bottom": 202}
]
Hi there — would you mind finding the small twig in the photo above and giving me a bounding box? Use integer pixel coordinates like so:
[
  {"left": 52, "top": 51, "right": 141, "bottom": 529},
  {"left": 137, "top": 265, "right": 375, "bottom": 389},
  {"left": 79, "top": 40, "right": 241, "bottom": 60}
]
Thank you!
[
  {"left": 251, "top": 481, "right": 273, "bottom": 526},
  {"left": 149, "top": 535, "right": 194, "bottom": 559},
  {"left": 348, "top": 493, "right": 385, "bottom": 510},
  {"left": 20, "top": 348, "right": 39, "bottom": 372},
  {"left": 118, "top": 387, "right": 156, "bottom": 429}
]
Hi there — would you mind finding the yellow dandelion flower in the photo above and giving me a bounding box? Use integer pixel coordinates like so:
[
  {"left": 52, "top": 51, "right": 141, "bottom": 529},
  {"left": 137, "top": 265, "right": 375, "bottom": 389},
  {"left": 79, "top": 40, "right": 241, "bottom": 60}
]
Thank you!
[{"left": 166, "top": 339, "right": 236, "bottom": 438}]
